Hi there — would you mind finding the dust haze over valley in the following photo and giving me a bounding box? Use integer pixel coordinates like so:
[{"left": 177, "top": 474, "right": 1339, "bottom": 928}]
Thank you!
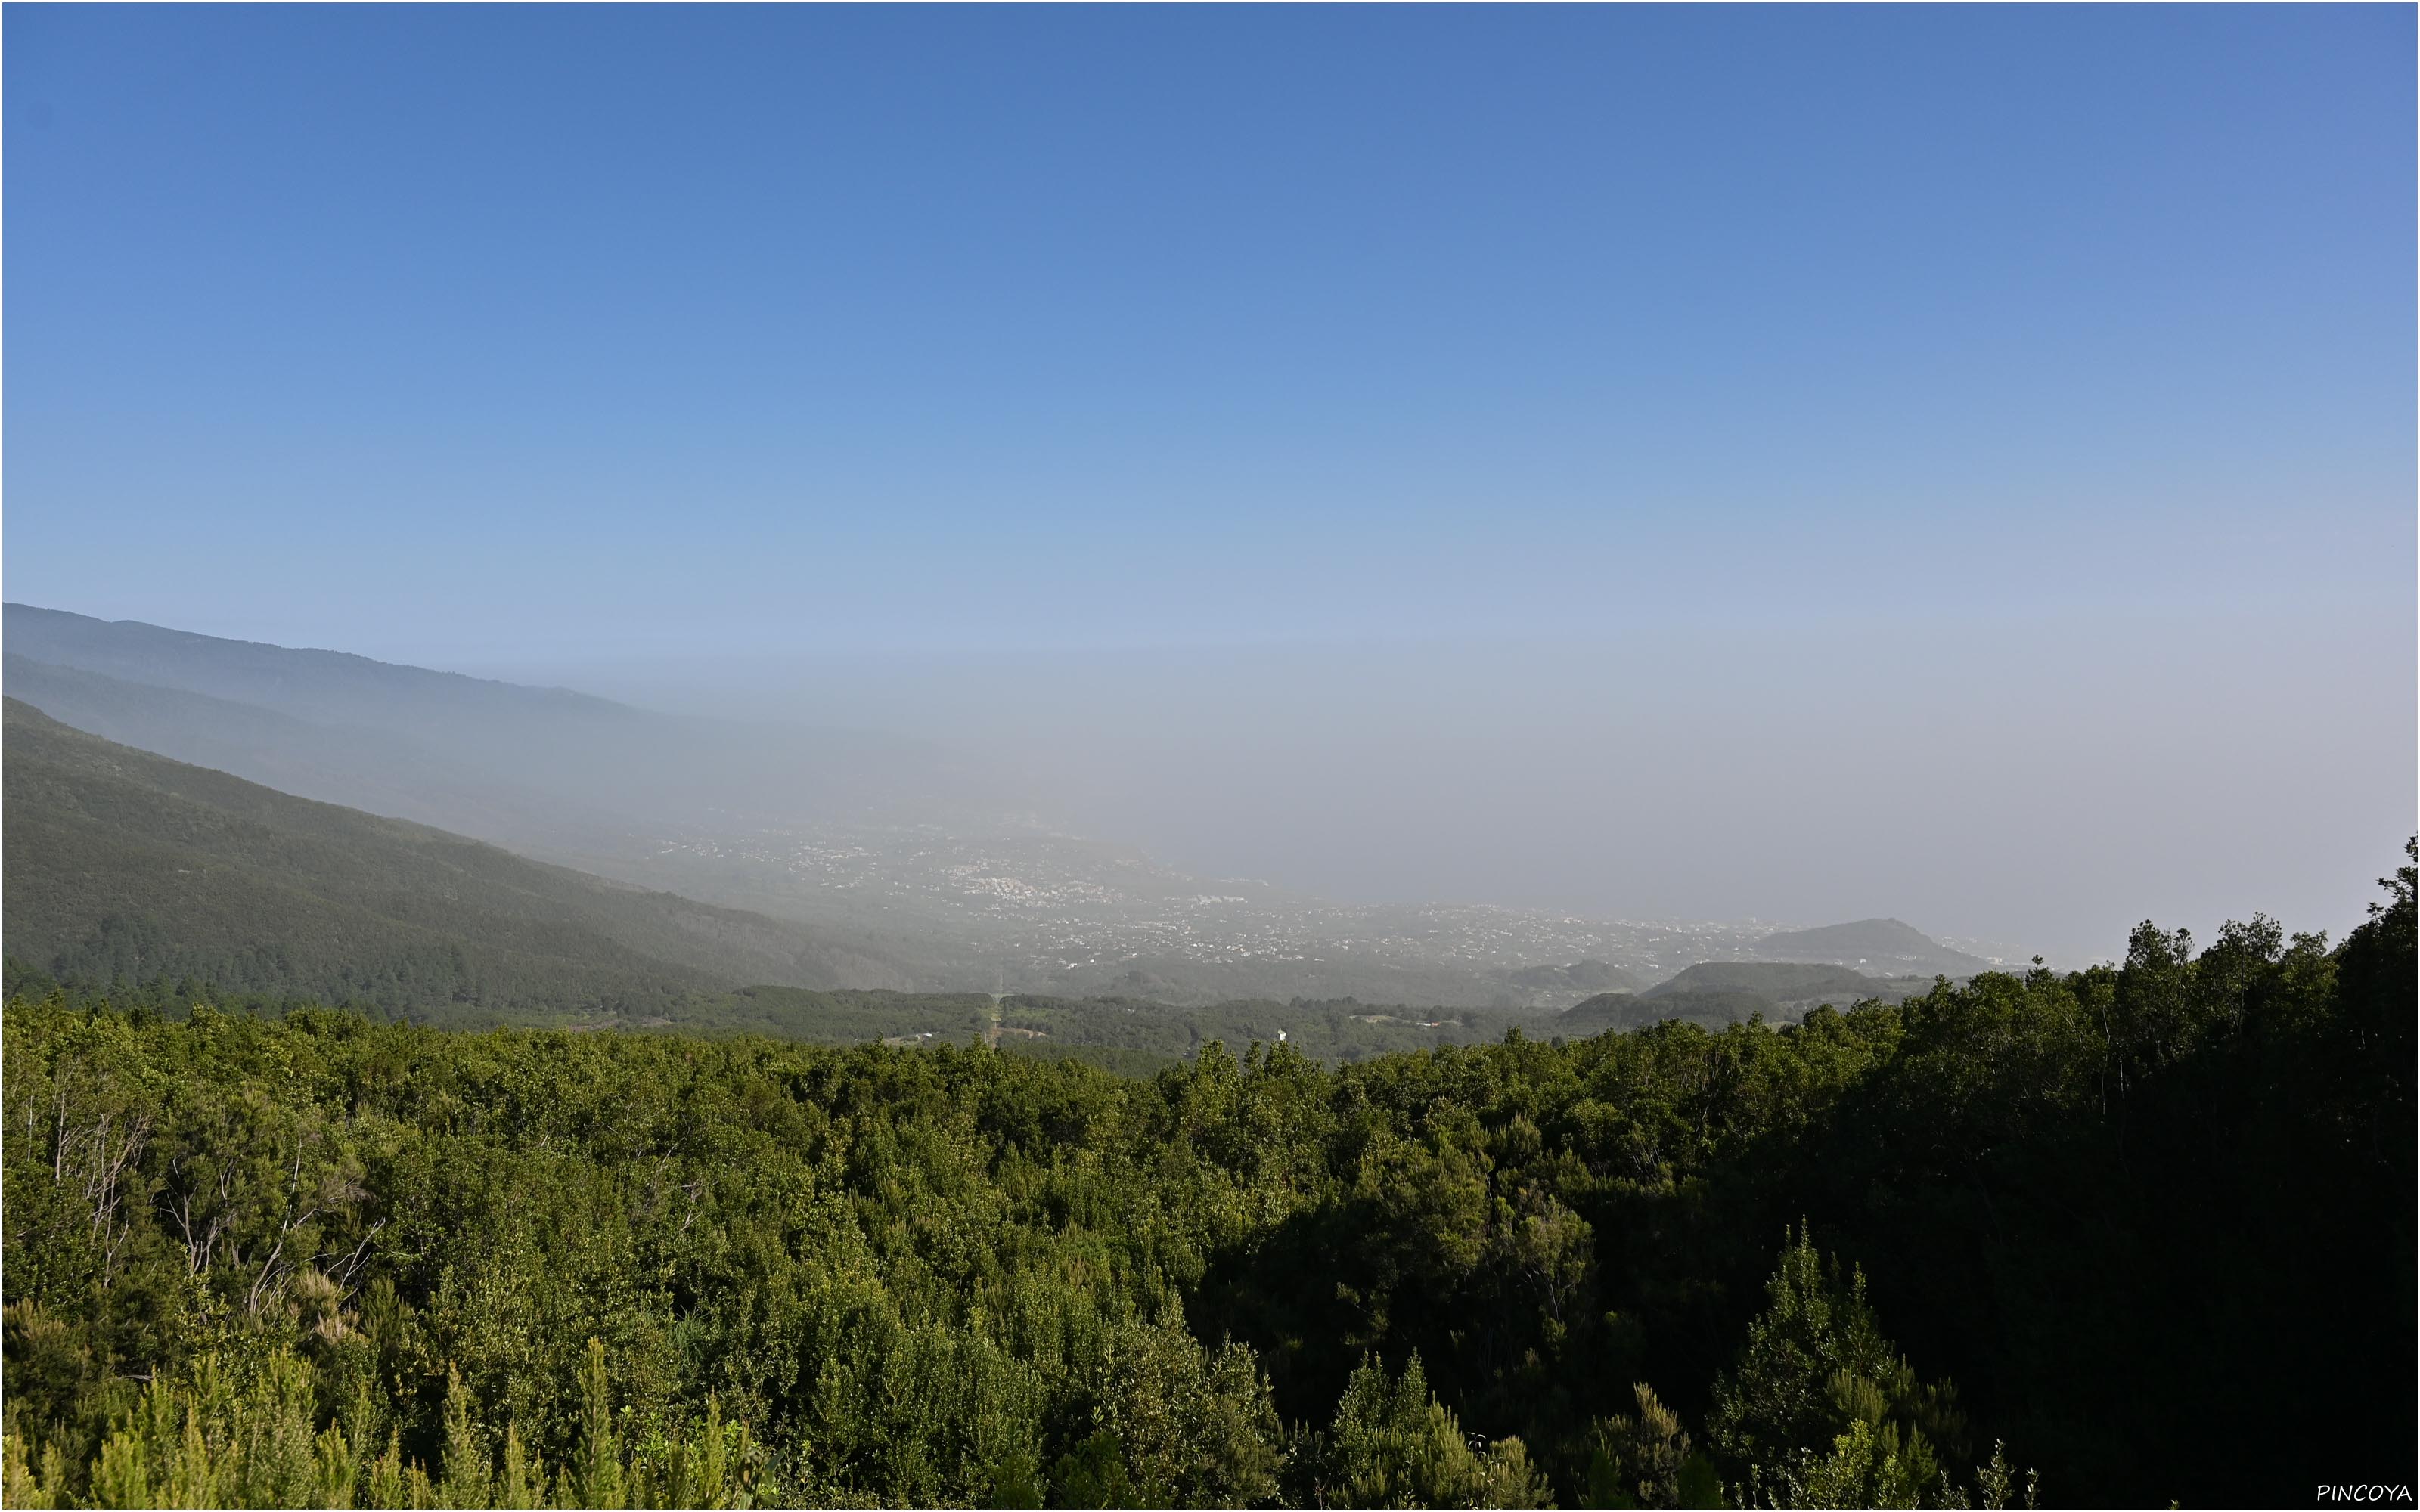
[
  {"left": 5, "top": 604, "right": 2006, "bottom": 1015},
  {"left": 480, "top": 609, "right": 2410, "bottom": 975},
  {"left": 7, "top": 600, "right": 2406, "bottom": 1010}
]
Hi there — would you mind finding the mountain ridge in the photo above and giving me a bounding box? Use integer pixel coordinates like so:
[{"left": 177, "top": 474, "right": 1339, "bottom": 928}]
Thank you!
[
  {"left": 2, "top": 652, "right": 627, "bottom": 850},
  {"left": 3, "top": 603, "right": 1001, "bottom": 832},
  {"left": 1751, "top": 916, "right": 1996, "bottom": 975}
]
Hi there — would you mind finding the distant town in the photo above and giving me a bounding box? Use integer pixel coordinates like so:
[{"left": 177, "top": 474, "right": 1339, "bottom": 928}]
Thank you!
[{"left": 639, "top": 816, "right": 2021, "bottom": 1005}]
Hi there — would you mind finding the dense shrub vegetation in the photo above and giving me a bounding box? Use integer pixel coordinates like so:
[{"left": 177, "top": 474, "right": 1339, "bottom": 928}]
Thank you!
[{"left": 2, "top": 844, "right": 2409, "bottom": 1507}]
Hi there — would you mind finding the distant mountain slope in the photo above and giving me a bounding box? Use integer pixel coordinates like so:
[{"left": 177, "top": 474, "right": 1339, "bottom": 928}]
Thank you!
[
  {"left": 1751, "top": 917, "right": 1996, "bottom": 975},
  {"left": 2, "top": 699, "right": 911, "bottom": 1017},
  {"left": 2, "top": 603, "right": 1001, "bottom": 830},
  {"left": 4, "top": 603, "right": 634, "bottom": 729},
  {"left": 2, "top": 654, "right": 619, "bottom": 849}
]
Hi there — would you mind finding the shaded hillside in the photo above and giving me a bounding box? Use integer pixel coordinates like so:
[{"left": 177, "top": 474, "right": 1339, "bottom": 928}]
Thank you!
[
  {"left": 1561, "top": 961, "right": 1955, "bottom": 1035},
  {"left": 1554, "top": 988, "right": 1773, "bottom": 1034},
  {"left": 1, "top": 700, "right": 911, "bottom": 1017},
  {"left": 1751, "top": 916, "right": 1996, "bottom": 974}
]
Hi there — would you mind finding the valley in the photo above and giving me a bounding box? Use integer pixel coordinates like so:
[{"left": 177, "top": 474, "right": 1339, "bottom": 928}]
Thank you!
[{"left": 4, "top": 603, "right": 2025, "bottom": 1012}]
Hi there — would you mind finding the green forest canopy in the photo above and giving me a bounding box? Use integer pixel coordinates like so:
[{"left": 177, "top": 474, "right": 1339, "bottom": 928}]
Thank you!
[{"left": 2, "top": 842, "right": 2411, "bottom": 1508}]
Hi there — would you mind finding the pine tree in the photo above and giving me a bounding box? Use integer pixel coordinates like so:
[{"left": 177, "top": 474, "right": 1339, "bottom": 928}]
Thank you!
[
  {"left": 690, "top": 1396, "right": 728, "bottom": 1510},
  {"left": 570, "top": 1338, "right": 624, "bottom": 1510},
  {"left": 1711, "top": 1225, "right": 2011, "bottom": 1508},
  {"left": 313, "top": 1424, "right": 358, "bottom": 1510},
  {"left": 496, "top": 1423, "right": 539, "bottom": 1511},
  {"left": 1321, "top": 1352, "right": 1552, "bottom": 1507},
  {"left": 439, "top": 1364, "right": 494, "bottom": 1510},
  {"left": 1587, "top": 1383, "right": 1696, "bottom": 1509},
  {"left": 365, "top": 1427, "right": 405, "bottom": 1510}
]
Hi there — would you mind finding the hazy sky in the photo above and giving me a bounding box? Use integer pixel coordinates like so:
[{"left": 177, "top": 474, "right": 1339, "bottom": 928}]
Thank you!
[{"left": 6, "top": 7, "right": 2413, "bottom": 960}]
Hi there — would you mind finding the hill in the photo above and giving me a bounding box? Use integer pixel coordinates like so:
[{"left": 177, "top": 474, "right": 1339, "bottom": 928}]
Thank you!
[
  {"left": 1751, "top": 916, "right": 1996, "bottom": 974},
  {"left": 1562, "top": 961, "right": 1950, "bottom": 1035},
  {"left": 1637, "top": 960, "right": 1944, "bottom": 1011},
  {"left": 1554, "top": 988, "right": 1774, "bottom": 1034},
  {"left": 1, "top": 699, "right": 911, "bottom": 1018},
  {"left": 1640, "top": 961, "right": 1879, "bottom": 999}
]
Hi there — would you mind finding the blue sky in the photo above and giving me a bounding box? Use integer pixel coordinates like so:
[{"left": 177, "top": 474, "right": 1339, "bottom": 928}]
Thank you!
[
  {"left": 5, "top": 6, "right": 2413, "bottom": 953},
  {"left": 7, "top": 5, "right": 2410, "bottom": 655}
]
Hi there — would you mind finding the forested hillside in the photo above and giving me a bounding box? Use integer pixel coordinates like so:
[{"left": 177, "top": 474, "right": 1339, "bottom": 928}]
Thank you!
[
  {"left": 3, "top": 844, "right": 2409, "bottom": 1507},
  {"left": 0, "top": 700, "right": 910, "bottom": 1014},
  {"left": 1747, "top": 922, "right": 1993, "bottom": 978},
  {"left": 0, "top": 963, "right": 1897, "bottom": 1076},
  {"left": 0, "top": 969, "right": 1590, "bottom": 1076},
  {"left": 1543, "top": 965, "right": 1947, "bottom": 1036}
]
